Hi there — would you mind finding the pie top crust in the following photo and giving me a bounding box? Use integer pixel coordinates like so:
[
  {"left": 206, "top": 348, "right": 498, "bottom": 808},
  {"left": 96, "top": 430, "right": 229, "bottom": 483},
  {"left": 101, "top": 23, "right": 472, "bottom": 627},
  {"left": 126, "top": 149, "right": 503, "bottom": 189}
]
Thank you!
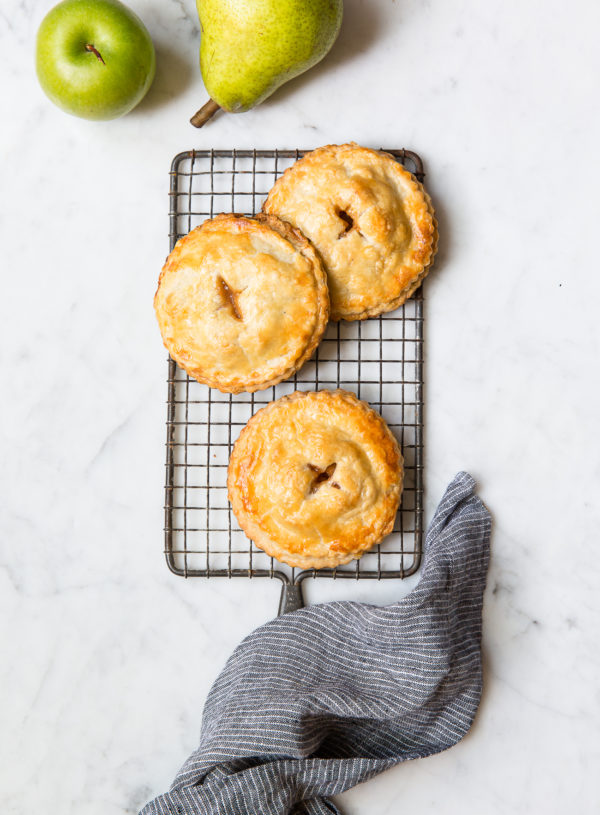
[
  {"left": 228, "top": 389, "right": 403, "bottom": 569},
  {"left": 154, "top": 213, "right": 329, "bottom": 393},
  {"left": 263, "top": 143, "right": 438, "bottom": 321}
]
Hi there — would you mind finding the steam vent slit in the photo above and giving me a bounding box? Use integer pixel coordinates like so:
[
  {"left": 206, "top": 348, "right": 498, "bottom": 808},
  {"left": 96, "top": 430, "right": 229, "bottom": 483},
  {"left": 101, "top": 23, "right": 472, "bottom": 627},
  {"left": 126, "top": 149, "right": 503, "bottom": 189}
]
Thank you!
[
  {"left": 308, "top": 462, "right": 337, "bottom": 494},
  {"left": 336, "top": 208, "right": 354, "bottom": 237},
  {"left": 217, "top": 275, "right": 243, "bottom": 320}
]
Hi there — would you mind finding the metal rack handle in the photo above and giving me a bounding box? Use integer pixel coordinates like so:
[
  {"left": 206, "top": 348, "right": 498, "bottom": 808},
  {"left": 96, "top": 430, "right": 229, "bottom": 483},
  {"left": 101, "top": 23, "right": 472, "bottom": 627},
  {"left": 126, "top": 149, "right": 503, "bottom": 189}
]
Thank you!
[{"left": 278, "top": 581, "right": 304, "bottom": 615}]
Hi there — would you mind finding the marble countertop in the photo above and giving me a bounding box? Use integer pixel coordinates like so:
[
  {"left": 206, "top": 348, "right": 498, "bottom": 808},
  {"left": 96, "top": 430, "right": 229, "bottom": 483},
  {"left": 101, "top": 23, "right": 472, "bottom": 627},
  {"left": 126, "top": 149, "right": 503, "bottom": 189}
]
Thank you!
[{"left": 2, "top": 0, "right": 599, "bottom": 812}]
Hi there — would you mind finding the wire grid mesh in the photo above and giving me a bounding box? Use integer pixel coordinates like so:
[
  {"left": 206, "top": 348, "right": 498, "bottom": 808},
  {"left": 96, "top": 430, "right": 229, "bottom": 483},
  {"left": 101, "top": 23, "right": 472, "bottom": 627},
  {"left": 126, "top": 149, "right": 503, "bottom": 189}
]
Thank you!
[{"left": 164, "top": 149, "right": 425, "bottom": 585}]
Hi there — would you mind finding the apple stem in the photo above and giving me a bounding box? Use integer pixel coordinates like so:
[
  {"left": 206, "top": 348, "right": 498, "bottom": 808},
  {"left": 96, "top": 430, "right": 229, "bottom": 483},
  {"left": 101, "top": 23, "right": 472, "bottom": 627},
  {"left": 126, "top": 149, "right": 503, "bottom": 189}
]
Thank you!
[
  {"left": 190, "top": 99, "right": 221, "bottom": 128},
  {"left": 85, "top": 44, "right": 105, "bottom": 65}
]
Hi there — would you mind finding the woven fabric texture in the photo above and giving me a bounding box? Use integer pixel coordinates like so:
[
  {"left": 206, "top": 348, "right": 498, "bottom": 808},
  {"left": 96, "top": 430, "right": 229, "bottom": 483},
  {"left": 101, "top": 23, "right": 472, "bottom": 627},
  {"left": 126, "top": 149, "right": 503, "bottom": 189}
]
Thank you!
[{"left": 141, "top": 471, "right": 491, "bottom": 815}]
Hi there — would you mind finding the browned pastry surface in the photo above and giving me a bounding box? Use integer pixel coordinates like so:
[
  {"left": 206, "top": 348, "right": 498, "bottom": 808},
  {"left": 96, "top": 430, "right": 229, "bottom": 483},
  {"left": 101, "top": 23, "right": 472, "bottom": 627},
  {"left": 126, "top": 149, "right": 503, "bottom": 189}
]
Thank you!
[
  {"left": 228, "top": 389, "right": 403, "bottom": 568},
  {"left": 263, "top": 143, "right": 437, "bottom": 320},
  {"left": 154, "top": 213, "right": 329, "bottom": 392}
]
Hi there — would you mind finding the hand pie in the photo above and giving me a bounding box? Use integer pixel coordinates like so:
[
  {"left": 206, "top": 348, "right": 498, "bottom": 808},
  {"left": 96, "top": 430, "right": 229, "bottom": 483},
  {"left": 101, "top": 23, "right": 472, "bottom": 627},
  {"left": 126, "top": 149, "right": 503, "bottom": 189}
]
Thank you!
[
  {"left": 228, "top": 389, "right": 403, "bottom": 569},
  {"left": 263, "top": 143, "right": 438, "bottom": 321},
  {"left": 154, "top": 213, "right": 329, "bottom": 393}
]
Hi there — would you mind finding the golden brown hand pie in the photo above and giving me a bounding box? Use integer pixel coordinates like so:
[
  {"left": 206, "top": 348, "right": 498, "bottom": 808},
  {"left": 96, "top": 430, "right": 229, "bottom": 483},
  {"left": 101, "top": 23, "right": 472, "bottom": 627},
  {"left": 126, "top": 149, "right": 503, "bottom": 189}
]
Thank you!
[
  {"left": 228, "top": 389, "right": 403, "bottom": 569},
  {"left": 154, "top": 213, "right": 329, "bottom": 393},
  {"left": 263, "top": 143, "right": 438, "bottom": 321}
]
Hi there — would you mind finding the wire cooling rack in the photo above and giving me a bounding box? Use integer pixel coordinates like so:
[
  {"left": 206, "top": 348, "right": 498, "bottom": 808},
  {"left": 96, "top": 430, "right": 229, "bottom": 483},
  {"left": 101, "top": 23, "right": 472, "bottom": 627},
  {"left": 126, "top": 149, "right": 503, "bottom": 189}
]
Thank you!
[{"left": 164, "top": 149, "right": 425, "bottom": 613}]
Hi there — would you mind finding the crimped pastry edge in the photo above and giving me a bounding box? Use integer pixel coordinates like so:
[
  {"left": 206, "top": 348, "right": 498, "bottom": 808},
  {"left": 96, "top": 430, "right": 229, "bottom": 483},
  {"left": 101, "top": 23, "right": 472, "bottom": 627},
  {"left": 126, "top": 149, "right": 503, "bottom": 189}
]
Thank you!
[
  {"left": 227, "top": 389, "right": 404, "bottom": 569},
  {"left": 263, "top": 143, "right": 438, "bottom": 322},
  {"left": 334, "top": 184, "right": 439, "bottom": 320},
  {"left": 154, "top": 213, "right": 330, "bottom": 393}
]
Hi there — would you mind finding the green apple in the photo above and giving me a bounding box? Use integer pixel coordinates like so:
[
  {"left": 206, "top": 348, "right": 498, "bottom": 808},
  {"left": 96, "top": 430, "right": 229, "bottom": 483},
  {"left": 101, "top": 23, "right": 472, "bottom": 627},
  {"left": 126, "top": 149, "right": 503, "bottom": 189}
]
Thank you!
[{"left": 36, "top": 0, "right": 156, "bottom": 120}]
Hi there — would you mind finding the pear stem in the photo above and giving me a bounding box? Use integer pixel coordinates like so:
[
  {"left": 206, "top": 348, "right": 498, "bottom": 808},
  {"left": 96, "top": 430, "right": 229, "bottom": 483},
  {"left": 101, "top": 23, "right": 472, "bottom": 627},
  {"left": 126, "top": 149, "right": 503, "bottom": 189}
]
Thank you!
[
  {"left": 85, "top": 44, "right": 105, "bottom": 65},
  {"left": 190, "top": 99, "right": 221, "bottom": 128}
]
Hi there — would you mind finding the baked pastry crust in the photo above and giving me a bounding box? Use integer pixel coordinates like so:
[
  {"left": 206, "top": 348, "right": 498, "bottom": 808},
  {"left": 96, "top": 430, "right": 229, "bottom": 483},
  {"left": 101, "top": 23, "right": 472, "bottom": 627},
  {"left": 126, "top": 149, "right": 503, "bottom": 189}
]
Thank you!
[
  {"left": 263, "top": 143, "right": 438, "bottom": 321},
  {"left": 228, "top": 390, "right": 403, "bottom": 569},
  {"left": 154, "top": 213, "right": 329, "bottom": 393}
]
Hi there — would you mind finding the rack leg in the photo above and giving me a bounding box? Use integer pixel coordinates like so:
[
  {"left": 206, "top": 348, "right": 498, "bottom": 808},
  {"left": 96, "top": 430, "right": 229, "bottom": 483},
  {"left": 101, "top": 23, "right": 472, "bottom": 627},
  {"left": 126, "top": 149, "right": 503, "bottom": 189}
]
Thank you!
[{"left": 278, "top": 581, "right": 304, "bottom": 615}]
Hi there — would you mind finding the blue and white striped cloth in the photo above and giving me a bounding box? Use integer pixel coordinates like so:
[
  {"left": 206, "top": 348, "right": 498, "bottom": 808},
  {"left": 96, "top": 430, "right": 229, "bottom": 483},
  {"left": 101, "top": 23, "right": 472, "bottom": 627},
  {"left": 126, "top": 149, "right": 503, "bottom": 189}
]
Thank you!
[{"left": 141, "top": 472, "right": 491, "bottom": 815}]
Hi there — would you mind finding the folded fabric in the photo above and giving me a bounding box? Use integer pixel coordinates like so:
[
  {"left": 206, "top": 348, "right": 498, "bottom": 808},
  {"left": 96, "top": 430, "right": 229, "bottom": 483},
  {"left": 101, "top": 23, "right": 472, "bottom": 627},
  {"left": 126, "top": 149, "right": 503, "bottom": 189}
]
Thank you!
[{"left": 141, "top": 471, "right": 491, "bottom": 815}]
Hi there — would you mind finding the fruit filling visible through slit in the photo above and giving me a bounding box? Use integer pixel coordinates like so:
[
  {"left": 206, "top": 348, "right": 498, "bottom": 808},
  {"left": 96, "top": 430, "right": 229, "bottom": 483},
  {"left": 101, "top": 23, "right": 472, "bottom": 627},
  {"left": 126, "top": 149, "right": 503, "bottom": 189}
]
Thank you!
[
  {"left": 336, "top": 208, "right": 354, "bottom": 238},
  {"left": 217, "top": 275, "right": 243, "bottom": 320},
  {"left": 307, "top": 462, "right": 340, "bottom": 494}
]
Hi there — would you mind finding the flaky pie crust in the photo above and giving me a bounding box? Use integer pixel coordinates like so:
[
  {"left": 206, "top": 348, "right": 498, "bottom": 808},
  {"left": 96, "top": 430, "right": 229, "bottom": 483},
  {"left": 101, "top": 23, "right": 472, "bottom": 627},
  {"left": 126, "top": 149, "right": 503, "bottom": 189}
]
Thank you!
[
  {"left": 154, "top": 213, "right": 329, "bottom": 393},
  {"left": 228, "top": 389, "right": 403, "bottom": 569},
  {"left": 263, "top": 143, "right": 438, "bottom": 321}
]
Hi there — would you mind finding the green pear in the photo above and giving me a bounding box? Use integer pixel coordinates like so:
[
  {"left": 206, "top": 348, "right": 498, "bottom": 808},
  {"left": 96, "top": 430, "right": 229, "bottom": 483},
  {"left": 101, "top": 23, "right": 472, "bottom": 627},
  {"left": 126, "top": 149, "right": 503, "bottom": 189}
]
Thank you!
[{"left": 191, "top": 0, "right": 343, "bottom": 126}]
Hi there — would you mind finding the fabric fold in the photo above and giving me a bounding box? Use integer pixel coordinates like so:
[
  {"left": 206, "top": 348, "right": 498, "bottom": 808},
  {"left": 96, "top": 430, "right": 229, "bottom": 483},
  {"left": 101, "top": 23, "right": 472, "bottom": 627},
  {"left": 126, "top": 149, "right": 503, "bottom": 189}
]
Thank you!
[{"left": 141, "top": 471, "right": 491, "bottom": 815}]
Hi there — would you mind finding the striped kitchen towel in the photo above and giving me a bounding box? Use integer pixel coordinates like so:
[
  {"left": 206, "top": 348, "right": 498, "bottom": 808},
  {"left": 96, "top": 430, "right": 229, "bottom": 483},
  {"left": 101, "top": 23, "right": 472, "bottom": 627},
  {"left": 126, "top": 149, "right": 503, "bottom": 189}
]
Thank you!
[{"left": 141, "top": 471, "right": 491, "bottom": 815}]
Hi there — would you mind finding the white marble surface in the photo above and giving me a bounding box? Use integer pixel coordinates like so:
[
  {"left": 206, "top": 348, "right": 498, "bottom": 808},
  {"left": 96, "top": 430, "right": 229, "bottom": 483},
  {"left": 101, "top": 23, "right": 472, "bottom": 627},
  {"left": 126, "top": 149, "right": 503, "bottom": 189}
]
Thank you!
[{"left": 2, "top": 0, "right": 600, "bottom": 812}]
